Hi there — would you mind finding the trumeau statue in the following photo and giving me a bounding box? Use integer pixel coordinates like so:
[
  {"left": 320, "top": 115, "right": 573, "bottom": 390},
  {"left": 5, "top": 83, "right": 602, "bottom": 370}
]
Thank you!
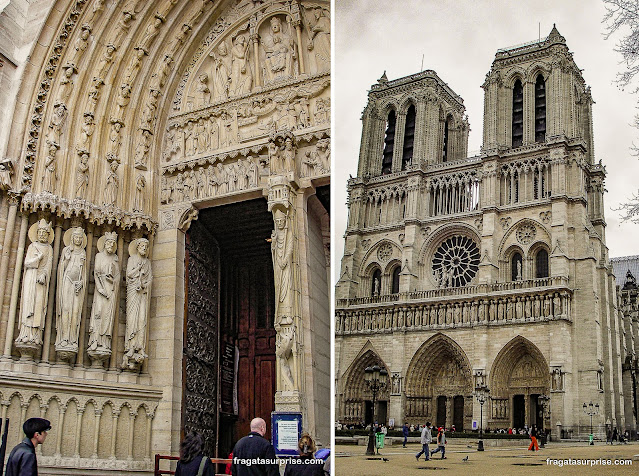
[
  {"left": 87, "top": 232, "right": 120, "bottom": 364},
  {"left": 271, "top": 207, "right": 294, "bottom": 327},
  {"left": 123, "top": 238, "right": 152, "bottom": 370},
  {"left": 55, "top": 227, "right": 88, "bottom": 360},
  {"left": 15, "top": 220, "right": 54, "bottom": 357}
]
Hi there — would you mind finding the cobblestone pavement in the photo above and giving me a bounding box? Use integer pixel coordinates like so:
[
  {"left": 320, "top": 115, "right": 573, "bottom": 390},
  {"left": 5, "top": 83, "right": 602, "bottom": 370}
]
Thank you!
[{"left": 334, "top": 441, "right": 639, "bottom": 475}]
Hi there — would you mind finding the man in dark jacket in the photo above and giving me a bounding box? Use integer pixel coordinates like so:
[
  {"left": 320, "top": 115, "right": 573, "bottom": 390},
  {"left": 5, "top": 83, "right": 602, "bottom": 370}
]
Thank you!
[
  {"left": 402, "top": 423, "right": 409, "bottom": 448},
  {"left": 5, "top": 417, "right": 51, "bottom": 476},
  {"left": 231, "top": 417, "right": 279, "bottom": 476}
]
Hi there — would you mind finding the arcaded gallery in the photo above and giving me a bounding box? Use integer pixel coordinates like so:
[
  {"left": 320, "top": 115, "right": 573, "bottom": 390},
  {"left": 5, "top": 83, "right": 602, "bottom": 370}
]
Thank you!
[{"left": 0, "top": 0, "right": 330, "bottom": 473}]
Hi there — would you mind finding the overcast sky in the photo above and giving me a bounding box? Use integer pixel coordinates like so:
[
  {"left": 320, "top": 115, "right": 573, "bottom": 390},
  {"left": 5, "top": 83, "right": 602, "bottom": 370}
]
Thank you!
[{"left": 332, "top": 0, "right": 639, "bottom": 283}]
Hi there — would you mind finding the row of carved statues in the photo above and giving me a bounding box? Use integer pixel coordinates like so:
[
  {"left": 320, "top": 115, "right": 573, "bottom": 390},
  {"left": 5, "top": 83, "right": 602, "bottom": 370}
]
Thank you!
[
  {"left": 161, "top": 137, "right": 330, "bottom": 204},
  {"left": 336, "top": 292, "right": 570, "bottom": 333},
  {"left": 164, "top": 95, "right": 330, "bottom": 162},
  {"left": 14, "top": 220, "right": 152, "bottom": 370}
]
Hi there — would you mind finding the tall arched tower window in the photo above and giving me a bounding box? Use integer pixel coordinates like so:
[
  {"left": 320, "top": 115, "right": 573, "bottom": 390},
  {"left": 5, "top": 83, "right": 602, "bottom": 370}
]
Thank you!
[
  {"left": 535, "top": 249, "right": 549, "bottom": 278},
  {"left": 511, "top": 253, "right": 523, "bottom": 281},
  {"left": 512, "top": 79, "right": 523, "bottom": 147},
  {"left": 442, "top": 115, "right": 450, "bottom": 162},
  {"left": 381, "top": 110, "right": 396, "bottom": 175},
  {"left": 402, "top": 105, "right": 416, "bottom": 170},
  {"left": 371, "top": 268, "right": 382, "bottom": 296},
  {"left": 535, "top": 75, "right": 546, "bottom": 142},
  {"left": 391, "top": 266, "right": 401, "bottom": 294}
]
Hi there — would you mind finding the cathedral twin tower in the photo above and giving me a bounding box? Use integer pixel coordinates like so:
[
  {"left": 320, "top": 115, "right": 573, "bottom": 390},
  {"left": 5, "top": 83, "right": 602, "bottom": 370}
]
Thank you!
[{"left": 336, "top": 26, "right": 636, "bottom": 437}]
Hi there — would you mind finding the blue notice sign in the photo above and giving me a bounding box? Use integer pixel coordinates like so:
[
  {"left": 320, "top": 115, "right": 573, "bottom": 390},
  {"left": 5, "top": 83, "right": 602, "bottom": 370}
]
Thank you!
[{"left": 271, "top": 412, "right": 302, "bottom": 457}]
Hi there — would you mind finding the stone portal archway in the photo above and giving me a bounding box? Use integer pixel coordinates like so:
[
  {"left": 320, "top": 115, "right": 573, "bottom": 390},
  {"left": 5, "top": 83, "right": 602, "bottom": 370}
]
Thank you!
[
  {"left": 405, "top": 333, "right": 473, "bottom": 429},
  {"left": 489, "top": 336, "right": 550, "bottom": 430},
  {"left": 341, "top": 348, "right": 390, "bottom": 425}
]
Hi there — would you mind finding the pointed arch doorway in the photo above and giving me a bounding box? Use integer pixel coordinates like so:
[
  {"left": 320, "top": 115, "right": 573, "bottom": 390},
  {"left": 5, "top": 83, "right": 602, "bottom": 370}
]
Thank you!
[{"left": 183, "top": 198, "right": 276, "bottom": 459}]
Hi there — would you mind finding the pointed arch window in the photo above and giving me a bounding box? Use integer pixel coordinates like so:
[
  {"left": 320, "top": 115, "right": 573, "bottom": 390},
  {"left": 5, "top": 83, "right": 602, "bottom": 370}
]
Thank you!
[
  {"left": 371, "top": 269, "right": 382, "bottom": 296},
  {"left": 381, "top": 110, "right": 396, "bottom": 175},
  {"left": 535, "top": 75, "right": 546, "bottom": 142},
  {"left": 512, "top": 79, "right": 523, "bottom": 147},
  {"left": 511, "top": 252, "right": 523, "bottom": 281},
  {"left": 402, "top": 105, "right": 416, "bottom": 170},
  {"left": 535, "top": 249, "right": 549, "bottom": 278},
  {"left": 391, "top": 266, "right": 401, "bottom": 294},
  {"left": 442, "top": 115, "right": 451, "bottom": 162}
]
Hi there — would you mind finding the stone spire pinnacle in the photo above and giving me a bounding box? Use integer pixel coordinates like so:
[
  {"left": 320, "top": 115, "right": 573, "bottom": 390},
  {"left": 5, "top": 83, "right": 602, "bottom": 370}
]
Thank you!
[{"left": 548, "top": 24, "right": 565, "bottom": 44}]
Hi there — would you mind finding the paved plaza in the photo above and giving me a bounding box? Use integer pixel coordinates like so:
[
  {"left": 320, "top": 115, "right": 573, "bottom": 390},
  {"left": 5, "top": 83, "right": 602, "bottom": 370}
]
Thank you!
[{"left": 335, "top": 441, "right": 639, "bottom": 475}]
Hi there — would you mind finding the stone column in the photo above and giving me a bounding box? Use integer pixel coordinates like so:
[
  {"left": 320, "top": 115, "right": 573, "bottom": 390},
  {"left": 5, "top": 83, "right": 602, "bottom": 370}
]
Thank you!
[
  {"left": 110, "top": 410, "right": 119, "bottom": 459},
  {"left": 3, "top": 212, "right": 28, "bottom": 357},
  {"left": 76, "top": 224, "right": 95, "bottom": 366},
  {"left": 293, "top": 21, "right": 305, "bottom": 74},
  {"left": 42, "top": 219, "right": 63, "bottom": 363},
  {"left": 127, "top": 410, "right": 135, "bottom": 460},
  {"left": 73, "top": 407, "right": 84, "bottom": 457},
  {"left": 268, "top": 176, "right": 305, "bottom": 419},
  {"left": 251, "top": 34, "right": 261, "bottom": 87},
  {"left": 92, "top": 410, "right": 102, "bottom": 458},
  {"left": 0, "top": 194, "right": 19, "bottom": 333},
  {"left": 55, "top": 405, "right": 66, "bottom": 457}
]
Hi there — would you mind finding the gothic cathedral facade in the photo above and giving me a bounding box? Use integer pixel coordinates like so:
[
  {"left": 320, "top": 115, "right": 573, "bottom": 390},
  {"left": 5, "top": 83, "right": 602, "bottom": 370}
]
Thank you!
[
  {"left": 0, "top": 0, "right": 330, "bottom": 473},
  {"left": 336, "top": 27, "right": 637, "bottom": 438}
]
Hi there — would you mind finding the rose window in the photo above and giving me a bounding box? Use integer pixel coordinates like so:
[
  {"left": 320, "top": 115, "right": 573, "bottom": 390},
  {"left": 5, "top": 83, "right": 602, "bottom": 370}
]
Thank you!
[{"left": 432, "top": 235, "right": 480, "bottom": 287}]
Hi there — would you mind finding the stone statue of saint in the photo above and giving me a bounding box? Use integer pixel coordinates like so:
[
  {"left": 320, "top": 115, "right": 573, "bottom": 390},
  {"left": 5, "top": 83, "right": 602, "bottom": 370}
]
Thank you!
[
  {"left": 87, "top": 232, "right": 120, "bottom": 364},
  {"left": 271, "top": 208, "right": 294, "bottom": 327},
  {"left": 307, "top": 8, "right": 330, "bottom": 73},
  {"left": 55, "top": 227, "right": 87, "bottom": 359},
  {"left": 210, "top": 42, "right": 231, "bottom": 100},
  {"left": 262, "top": 16, "right": 296, "bottom": 82},
  {"left": 15, "top": 220, "right": 54, "bottom": 356},
  {"left": 122, "top": 238, "right": 152, "bottom": 370},
  {"left": 230, "top": 34, "right": 253, "bottom": 95}
]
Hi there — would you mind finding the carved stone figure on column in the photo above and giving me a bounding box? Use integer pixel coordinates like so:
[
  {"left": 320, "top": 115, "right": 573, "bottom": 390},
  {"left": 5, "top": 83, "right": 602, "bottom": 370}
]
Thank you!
[
  {"left": 210, "top": 42, "right": 231, "bottom": 100},
  {"left": 55, "top": 227, "right": 88, "bottom": 360},
  {"left": 276, "top": 326, "right": 296, "bottom": 391},
  {"left": 123, "top": 238, "right": 153, "bottom": 370},
  {"left": 70, "top": 26, "right": 91, "bottom": 65},
  {"left": 230, "top": 34, "right": 252, "bottom": 95},
  {"left": 262, "top": 16, "right": 297, "bottom": 83},
  {"left": 87, "top": 232, "right": 120, "bottom": 365},
  {"left": 271, "top": 207, "right": 294, "bottom": 327},
  {"left": 113, "top": 84, "right": 132, "bottom": 124},
  {"left": 42, "top": 144, "right": 58, "bottom": 193},
  {"left": 79, "top": 112, "right": 95, "bottom": 148},
  {"left": 140, "top": 17, "right": 162, "bottom": 50},
  {"left": 134, "top": 129, "right": 152, "bottom": 170},
  {"left": 104, "top": 161, "right": 119, "bottom": 206},
  {"left": 47, "top": 103, "right": 67, "bottom": 145},
  {"left": 96, "top": 44, "right": 117, "bottom": 80},
  {"left": 75, "top": 152, "right": 89, "bottom": 198},
  {"left": 134, "top": 175, "right": 146, "bottom": 212},
  {"left": 307, "top": 8, "right": 330, "bottom": 73},
  {"left": 15, "top": 220, "right": 54, "bottom": 358},
  {"left": 247, "top": 158, "right": 258, "bottom": 187},
  {"left": 58, "top": 63, "right": 77, "bottom": 105},
  {"left": 107, "top": 121, "right": 123, "bottom": 161},
  {"left": 0, "top": 158, "right": 13, "bottom": 190}
]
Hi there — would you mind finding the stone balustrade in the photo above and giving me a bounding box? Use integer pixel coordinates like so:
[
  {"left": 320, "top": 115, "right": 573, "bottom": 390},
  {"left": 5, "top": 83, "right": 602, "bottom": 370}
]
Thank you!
[{"left": 336, "top": 282, "right": 572, "bottom": 335}]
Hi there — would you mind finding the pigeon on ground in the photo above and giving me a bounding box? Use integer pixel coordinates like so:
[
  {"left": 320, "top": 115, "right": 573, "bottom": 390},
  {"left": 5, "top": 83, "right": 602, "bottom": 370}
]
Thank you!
[
  {"left": 462, "top": 455, "right": 469, "bottom": 462},
  {"left": 382, "top": 458, "right": 390, "bottom": 462}
]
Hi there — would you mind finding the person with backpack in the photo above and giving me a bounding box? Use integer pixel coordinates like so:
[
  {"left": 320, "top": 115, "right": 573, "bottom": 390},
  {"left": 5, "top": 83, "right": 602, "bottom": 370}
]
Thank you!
[
  {"left": 175, "top": 431, "right": 215, "bottom": 476},
  {"left": 430, "top": 427, "right": 447, "bottom": 459}
]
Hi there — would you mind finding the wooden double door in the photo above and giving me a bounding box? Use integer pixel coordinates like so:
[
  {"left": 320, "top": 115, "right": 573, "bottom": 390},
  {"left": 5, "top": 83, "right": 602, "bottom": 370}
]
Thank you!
[{"left": 183, "top": 200, "right": 276, "bottom": 459}]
